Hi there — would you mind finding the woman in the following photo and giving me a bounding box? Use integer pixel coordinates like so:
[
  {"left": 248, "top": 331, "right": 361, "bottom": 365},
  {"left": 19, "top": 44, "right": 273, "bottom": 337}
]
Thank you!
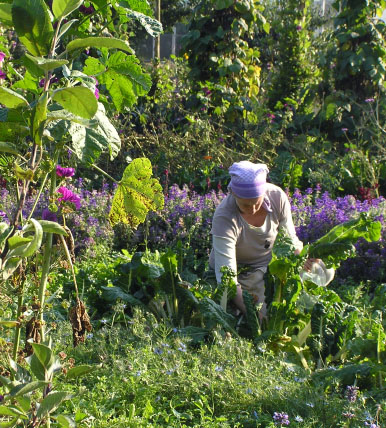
[{"left": 209, "top": 161, "right": 315, "bottom": 318}]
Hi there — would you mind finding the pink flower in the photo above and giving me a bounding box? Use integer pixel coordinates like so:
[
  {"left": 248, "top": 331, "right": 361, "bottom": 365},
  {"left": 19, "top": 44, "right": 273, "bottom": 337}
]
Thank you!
[
  {"left": 0, "top": 52, "right": 6, "bottom": 63},
  {"left": 57, "top": 186, "right": 81, "bottom": 210},
  {"left": 94, "top": 87, "right": 100, "bottom": 99},
  {"left": 56, "top": 165, "right": 75, "bottom": 178}
]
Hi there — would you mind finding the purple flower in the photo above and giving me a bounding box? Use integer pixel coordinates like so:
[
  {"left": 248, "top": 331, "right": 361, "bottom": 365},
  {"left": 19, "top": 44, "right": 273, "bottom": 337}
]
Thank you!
[
  {"left": 57, "top": 186, "right": 81, "bottom": 210},
  {"left": 0, "top": 52, "right": 6, "bottom": 63},
  {"left": 0, "top": 70, "right": 6, "bottom": 79},
  {"left": 273, "top": 412, "right": 290, "bottom": 426},
  {"left": 345, "top": 385, "right": 359, "bottom": 403},
  {"left": 42, "top": 209, "right": 58, "bottom": 222},
  {"left": 341, "top": 128, "right": 348, "bottom": 132},
  {"left": 365, "top": 98, "right": 375, "bottom": 103},
  {"left": 296, "top": 25, "right": 302, "bottom": 30},
  {"left": 94, "top": 87, "right": 100, "bottom": 99},
  {"left": 56, "top": 165, "right": 75, "bottom": 178},
  {"left": 0, "top": 394, "right": 4, "bottom": 402},
  {"left": 79, "top": 5, "right": 95, "bottom": 14}
]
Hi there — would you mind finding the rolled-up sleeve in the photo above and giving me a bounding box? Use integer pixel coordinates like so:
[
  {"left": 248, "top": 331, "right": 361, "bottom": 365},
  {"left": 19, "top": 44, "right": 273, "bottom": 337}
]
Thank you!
[
  {"left": 212, "top": 235, "right": 237, "bottom": 283},
  {"left": 279, "top": 196, "right": 303, "bottom": 252}
]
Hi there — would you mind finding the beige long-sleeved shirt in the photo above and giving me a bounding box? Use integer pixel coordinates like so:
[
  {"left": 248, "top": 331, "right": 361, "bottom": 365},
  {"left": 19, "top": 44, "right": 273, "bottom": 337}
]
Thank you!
[{"left": 209, "top": 183, "right": 303, "bottom": 283}]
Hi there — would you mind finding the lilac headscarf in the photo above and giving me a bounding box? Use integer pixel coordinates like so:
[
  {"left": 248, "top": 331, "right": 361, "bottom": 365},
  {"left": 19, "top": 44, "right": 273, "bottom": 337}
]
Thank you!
[{"left": 228, "top": 161, "right": 269, "bottom": 199}]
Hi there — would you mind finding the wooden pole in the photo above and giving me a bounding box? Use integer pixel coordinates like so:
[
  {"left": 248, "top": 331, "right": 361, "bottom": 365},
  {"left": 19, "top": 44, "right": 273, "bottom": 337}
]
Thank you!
[{"left": 154, "top": 0, "right": 161, "bottom": 60}]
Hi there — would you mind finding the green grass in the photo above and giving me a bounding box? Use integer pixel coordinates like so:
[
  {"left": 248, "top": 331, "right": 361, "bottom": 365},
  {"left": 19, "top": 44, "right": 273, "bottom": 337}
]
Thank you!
[{"left": 44, "top": 308, "right": 384, "bottom": 428}]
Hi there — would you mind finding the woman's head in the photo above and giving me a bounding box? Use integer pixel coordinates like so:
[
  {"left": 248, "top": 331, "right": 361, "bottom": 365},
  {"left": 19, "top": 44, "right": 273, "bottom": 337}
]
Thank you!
[{"left": 228, "top": 161, "right": 269, "bottom": 199}]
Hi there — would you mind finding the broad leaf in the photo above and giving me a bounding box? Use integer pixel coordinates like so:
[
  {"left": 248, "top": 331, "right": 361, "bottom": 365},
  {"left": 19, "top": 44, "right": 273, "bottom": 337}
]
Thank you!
[
  {"left": 118, "top": 0, "right": 153, "bottom": 16},
  {"left": 310, "top": 212, "right": 382, "bottom": 266},
  {"left": 0, "top": 88, "right": 29, "bottom": 109},
  {"left": 0, "top": 3, "right": 12, "bottom": 27},
  {"left": 53, "top": 0, "right": 84, "bottom": 19},
  {"left": 199, "top": 298, "right": 237, "bottom": 335},
  {"left": 9, "top": 380, "right": 48, "bottom": 397},
  {"left": 0, "top": 405, "right": 27, "bottom": 418},
  {"left": 0, "top": 123, "right": 29, "bottom": 141},
  {"left": 5, "top": 219, "right": 43, "bottom": 259},
  {"left": 84, "top": 52, "right": 151, "bottom": 111},
  {"left": 46, "top": 110, "right": 98, "bottom": 128},
  {"left": 0, "top": 142, "right": 20, "bottom": 156},
  {"left": 0, "top": 320, "right": 19, "bottom": 328},
  {"left": 56, "top": 414, "right": 76, "bottom": 428},
  {"left": 25, "top": 54, "right": 69, "bottom": 72},
  {"left": 58, "top": 19, "right": 78, "bottom": 38},
  {"left": 109, "top": 158, "right": 164, "bottom": 228},
  {"left": 52, "top": 87, "right": 98, "bottom": 119},
  {"left": 36, "top": 391, "right": 71, "bottom": 418},
  {"left": 48, "top": 103, "right": 120, "bottom": 165},
  {"left": 2, "top": 258, "right": 22, "bottom": 281},
  {"left": 215, "top": 0, "right": 234, "bottom": 10},
  {"left": 125, "top": 10, "right": 162, "bottom": 37},
  {"left": 30, "top": 343, "right": 54, "bottom": 372},
  {"left": 66, "top": 365, "right": 96, "bottom": 379},
  {"left": 12, "top": 0, "right": 54, "bottom": 56},
  {"left": 65, "top": 37, "right": 133, "bottom": 54},
  {"left": 23, "top": 220, "right": 68, "bottom": 236},
  {"left": 101, "top": 286, "right": 146, "bottom": 308}
]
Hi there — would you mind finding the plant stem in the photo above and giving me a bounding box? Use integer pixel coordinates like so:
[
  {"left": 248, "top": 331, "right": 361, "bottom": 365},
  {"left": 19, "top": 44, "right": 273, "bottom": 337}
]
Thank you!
[
  {"left": 38, "top": 156, "right": 58, "bottom": 341},
  {"left": 90, "top": 162, "right": 119, "bottom": 184},
  {"left": 26, "top": 173, "right": 49, "bottom": 222},
  {"left": 12, "top": 279, "right": 24, "bottom": 362}
]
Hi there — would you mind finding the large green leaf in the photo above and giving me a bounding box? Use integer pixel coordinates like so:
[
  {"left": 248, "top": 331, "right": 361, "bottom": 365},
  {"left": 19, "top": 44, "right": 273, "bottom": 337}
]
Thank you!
[
  {"left": 52, "top": 0, "right": 84, "bottom": 19},
  {"left": 56, "top": 415, "right": 76, "bottom": 428},
  {"left": 23, "top": 220, "right": 68, "bottom": 236},
  {"left": 5, "top": 219, "right": 43, "bottom": 259},
  {"left": 0, "top": 3, "right": 13, "bottom": 27},
  {"left": 65, "top": 37, "right": 133, "bottom": 54},
  {"left": 0, "top": 405, "right": 27, "bottom": 418},
  {"left": 66, "top": 365, "right": 96, "bottom": 380},
  {"left": 125, "top": 10, "right": 162, "bottom": 37},
  {"left": 9, "top": 380, "right": 48, "bottom": 397},
  {"left": 83, "top": 52, "right": 151, "bottom": 112},
  {"left": 118, "top": 0, "right": 153, "bottom": 16},
  {"left": 109, "top": 158, "right": 164, "bottom": 228},
  {"left": 25, "top": 54, "right": 69, "bottom": 72},
  {"left": 52, "top": 87, "right": 98, "bottom": 119},
  {"left": 313, "top": 213, "right": 382, "bottom": 245},
  {"left": 0, "top": 123, "right": 29, "bottom": 141},
  {"left": 199, "top": 298, "right": 237, "bottom": 335},
  {"left": 12, "top": 0, "right": 54, "bottom": 57},
  {"left": 0, "top": 142, "right": 20, "bottom": 156},
  {"left": 48, "top": 103, "right": 120, "bottom": 165},
  {"left": 36, "top": 391, "right": 71, "bottom": 418},
  {"left": 101, "top": 286, "right": 146, "bottom": 308},
  {"left": 0, "top": 88, "right": 29, "bottom": 109}
]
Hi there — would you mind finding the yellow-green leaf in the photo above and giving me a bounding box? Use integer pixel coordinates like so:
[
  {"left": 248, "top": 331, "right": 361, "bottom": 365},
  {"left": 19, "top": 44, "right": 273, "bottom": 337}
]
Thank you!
[{"left": 109, "top": 158, "right": 164, "bottom": 228}]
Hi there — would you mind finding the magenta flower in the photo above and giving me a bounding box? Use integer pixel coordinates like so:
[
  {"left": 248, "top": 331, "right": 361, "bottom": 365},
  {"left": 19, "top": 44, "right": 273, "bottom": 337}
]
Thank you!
[
  {"left": 296, "top": 25, "right": 302, "bottom": 31},
  {"left": 0, "top": 70, "right": 6, "bottom": 79},
  {"left": 0, "top": 52, "right": 6, "bottom": 63},
  {"left": 57, "top": 186, "right": 81, "bottom": 210},
  {"left": 56, "top": 165, "right": 75, "bottom": 178},
  {"left": 94, "top": 87, "right": 100, "bottom": 99}
]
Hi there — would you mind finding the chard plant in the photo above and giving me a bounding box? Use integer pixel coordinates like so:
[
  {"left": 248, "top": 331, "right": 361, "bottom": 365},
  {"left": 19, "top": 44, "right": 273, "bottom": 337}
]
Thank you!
[
  {"left": 0, "top": 0, "right": 163, "bottom": 425},
  {"left": 258, "top": 212, "right": 383, "bottom": 370}
]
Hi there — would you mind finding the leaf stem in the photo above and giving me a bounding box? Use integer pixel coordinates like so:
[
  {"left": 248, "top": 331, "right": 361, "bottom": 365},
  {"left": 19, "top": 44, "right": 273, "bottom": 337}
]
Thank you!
[{"left": 90, "top": 162, "right": 119, "bottom": 184}]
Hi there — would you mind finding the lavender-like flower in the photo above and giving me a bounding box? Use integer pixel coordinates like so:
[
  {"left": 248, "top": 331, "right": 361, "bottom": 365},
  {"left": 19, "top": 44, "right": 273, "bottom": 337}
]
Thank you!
[
  {"left": 56, "top": 165, "right": 75, "bottom": 178},
  {"left": 273, "top": 412, "right": 290, "bottom": 426},
  {"left": 345, "top": 385, "right": 359, "bottom": 403}
]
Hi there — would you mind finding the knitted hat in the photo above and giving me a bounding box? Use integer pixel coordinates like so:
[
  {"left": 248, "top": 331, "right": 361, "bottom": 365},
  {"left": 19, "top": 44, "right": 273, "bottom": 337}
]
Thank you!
[{"left": 228, "top": 161, "right": 269, "bottom": 199}]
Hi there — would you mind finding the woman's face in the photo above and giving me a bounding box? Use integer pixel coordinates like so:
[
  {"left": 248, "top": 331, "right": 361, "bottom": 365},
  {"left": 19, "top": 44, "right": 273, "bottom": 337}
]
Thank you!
[{"left": 234, "top": 194, "right": 265, "bottom": 215}]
